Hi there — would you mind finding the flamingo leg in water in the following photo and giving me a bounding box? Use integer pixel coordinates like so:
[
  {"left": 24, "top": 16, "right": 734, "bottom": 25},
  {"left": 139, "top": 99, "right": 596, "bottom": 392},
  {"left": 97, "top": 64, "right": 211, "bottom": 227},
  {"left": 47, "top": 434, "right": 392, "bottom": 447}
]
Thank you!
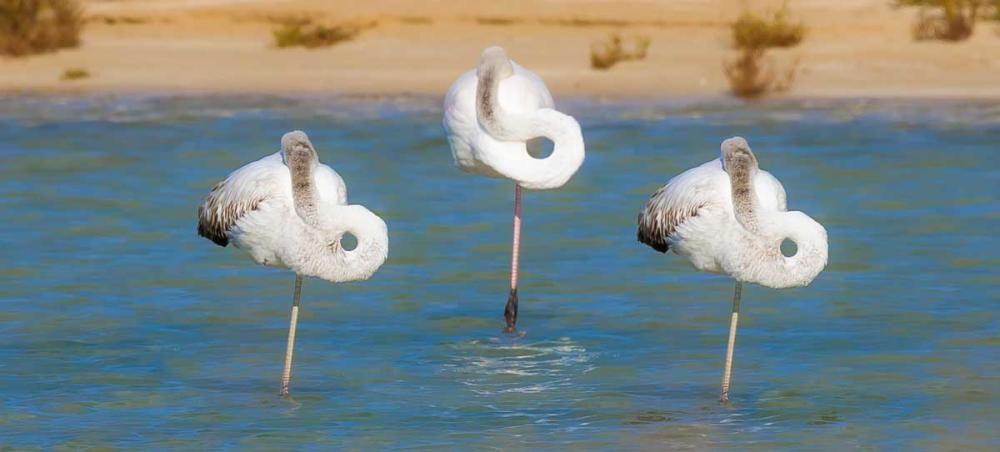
[
  {"left": 504, "top": 184, "right": 522, "bottom": 332},
  {"left": 280, "top": 274, "right": 303, "bottom": 397},
  {"left": 720, "top": 281, "right": 743, "bottom": 402}
]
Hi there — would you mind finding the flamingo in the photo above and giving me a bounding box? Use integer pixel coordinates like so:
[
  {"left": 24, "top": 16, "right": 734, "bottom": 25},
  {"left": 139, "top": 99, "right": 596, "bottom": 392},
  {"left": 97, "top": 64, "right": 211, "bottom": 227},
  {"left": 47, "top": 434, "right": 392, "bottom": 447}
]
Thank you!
[
  {"left": 442, "top": 46, "right": 585, "bottom": 332},
  {"left": 197, "top": 130, "right": 389, "bottom": 396},
  {"left": 636, "top": 137, "right": 827, "bottom": 402}
]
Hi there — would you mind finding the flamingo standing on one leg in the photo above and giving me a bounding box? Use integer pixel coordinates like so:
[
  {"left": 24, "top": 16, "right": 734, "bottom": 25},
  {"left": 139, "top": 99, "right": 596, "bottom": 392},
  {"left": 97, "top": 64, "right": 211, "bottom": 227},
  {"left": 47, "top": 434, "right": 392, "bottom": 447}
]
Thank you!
[
  {"left": 637, "top": 137, "right": 827, "bottom": 402},
  {"left": 442, "top": 46, "right": 585, "bottom": 332},
  {"left": 197, "top": 130, "right": 389, "bottom": 396}
]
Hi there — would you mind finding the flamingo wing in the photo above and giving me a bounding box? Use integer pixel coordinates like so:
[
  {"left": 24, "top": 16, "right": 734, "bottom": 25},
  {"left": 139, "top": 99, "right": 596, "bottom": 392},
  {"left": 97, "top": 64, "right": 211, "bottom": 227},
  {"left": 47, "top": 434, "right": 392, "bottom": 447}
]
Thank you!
[
  {"left": 197, "top": 153, "right": 285, "bottom": 247},
  {"left": 637, "top": 160, "right": 725, "bottom": 253}
]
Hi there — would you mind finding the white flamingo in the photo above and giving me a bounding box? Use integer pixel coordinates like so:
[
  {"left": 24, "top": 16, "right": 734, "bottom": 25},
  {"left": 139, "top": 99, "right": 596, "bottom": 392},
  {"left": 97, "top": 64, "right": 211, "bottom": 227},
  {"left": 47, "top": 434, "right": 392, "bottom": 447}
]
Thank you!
[
  {"left": 443, "top": 46, "right": 585, "bottom": 332},
  {"left": 637, "top": 137, "right": 827, "bottom": 402},
  {"left": 197, "top": 130, "right": 389, "bottom": 396}
]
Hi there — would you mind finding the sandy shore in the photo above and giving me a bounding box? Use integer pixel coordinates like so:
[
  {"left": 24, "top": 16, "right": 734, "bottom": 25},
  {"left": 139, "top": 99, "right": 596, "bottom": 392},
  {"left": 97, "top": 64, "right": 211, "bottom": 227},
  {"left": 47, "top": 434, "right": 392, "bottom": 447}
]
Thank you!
[{"left": 1, "top": 0, "right": 999, "bottom": 99}]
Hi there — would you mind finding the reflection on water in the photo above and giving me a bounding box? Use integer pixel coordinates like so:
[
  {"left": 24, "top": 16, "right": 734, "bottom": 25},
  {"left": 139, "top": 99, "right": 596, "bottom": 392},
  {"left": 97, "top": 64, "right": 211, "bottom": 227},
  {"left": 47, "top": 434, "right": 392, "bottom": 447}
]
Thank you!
[
  {"left": 444, "top": 337, "right": 594, "bottom": 393},
  {"left": 0, "top": 95, "right": 997, "bottom": 449}
]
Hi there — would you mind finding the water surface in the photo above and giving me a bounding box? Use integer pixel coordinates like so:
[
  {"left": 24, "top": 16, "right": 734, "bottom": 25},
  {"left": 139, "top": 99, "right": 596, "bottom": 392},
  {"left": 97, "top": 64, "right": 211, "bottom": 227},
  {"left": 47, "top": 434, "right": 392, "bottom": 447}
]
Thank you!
[{"left": 0, "top": 95, "right": 997, "bottom": 449}]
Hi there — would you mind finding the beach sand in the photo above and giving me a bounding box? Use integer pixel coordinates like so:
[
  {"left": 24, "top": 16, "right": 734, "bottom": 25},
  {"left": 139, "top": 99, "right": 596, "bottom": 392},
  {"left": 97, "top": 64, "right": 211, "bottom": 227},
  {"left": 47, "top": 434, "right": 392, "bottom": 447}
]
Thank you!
[{"left": 1, "top": 0, "right": 998, "bottom": 98}]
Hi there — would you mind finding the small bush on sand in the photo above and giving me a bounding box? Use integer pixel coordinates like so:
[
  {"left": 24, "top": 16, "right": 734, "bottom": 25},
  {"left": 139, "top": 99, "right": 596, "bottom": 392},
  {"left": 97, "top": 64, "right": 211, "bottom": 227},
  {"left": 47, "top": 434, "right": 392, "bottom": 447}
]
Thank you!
[
  {"left": 273, "top": 20, "right": 373, "bottom": 49},
  {"left": 476, "top": 16, "right": 518, "bottom": 26},
  {"left": 60, "top": 67, "right": 88, "bottom": 80},
  {"left": 732, "top": 8, "right": 805, "bottom": 49},
  {"left": 723, "top": 5, "right": 805, "bottom": 99},
  {"left": 0, "top": 0, "right": 83, "bottom": 57},
  {"left": 92, "top": 15, "right": 150, "bottom": 26},
  {"left": 898, "top": 0, "right": 999, "bottom": 41},
  {"left": 723, "top": 48, "right": 797, "bottom": 99},
  {"left": 590, "top": 33, "right": 650, "bottom": 70}
]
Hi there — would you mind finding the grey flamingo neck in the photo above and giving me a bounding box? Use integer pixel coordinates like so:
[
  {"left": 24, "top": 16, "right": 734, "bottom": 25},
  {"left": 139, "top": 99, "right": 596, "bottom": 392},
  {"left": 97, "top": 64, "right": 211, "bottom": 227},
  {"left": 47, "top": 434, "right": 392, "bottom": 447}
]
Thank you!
[
  {"left": 722, "top": 137, "right": 760, "bottom": 233},
  {"left": 475, "top": 46, "right": 515, "bottom": 138},
  {"left": 282, "top": 131, "right": 320, "bottom": 225}
]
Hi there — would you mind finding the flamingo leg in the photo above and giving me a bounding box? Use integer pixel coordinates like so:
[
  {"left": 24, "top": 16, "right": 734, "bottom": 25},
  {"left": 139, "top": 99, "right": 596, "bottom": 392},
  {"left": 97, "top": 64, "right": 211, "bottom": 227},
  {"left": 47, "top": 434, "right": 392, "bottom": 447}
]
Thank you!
[
  {"left": 720, "top": 281, "right": 743, "bottom": 402},
  {"left": 280, "top": 274, "right": 303, "bottom": 397},
  {"left": 504, "top": 184, "right": 522, "bottom": 332}
]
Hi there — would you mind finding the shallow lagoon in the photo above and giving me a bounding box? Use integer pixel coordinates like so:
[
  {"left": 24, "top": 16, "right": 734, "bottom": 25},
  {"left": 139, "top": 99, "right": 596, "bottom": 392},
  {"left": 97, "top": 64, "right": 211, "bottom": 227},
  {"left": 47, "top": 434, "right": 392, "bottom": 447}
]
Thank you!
[{"left": 0, "top": 95, "right": 997, "bottom": 449}]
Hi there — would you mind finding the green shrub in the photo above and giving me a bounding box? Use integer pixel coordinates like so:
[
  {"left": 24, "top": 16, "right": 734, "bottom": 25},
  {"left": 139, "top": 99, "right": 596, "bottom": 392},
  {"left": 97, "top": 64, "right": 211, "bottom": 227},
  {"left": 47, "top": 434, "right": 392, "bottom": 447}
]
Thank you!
[
  {"left": 723, "top": 5, "right": 805, "bottom": 99},
  {"left": 590, "top": 33, "right": 650, "bottom": 70},
  {"left": 731, "top": 8, "right": 805, "bottom": 50},
  {"left": 897, "top": 0, "right": 999, "bottom": 41},
  {"left": 60, "top": 67, "right": 88, "bottom": 80},
  {"left": 723, "top": 48, "right": 797, "bottom": 99},
  {"left": 0, "top": 0, "right": 83, "bottom": 57},
  {"left": 273, "top": 21, "right": 372, "bottom": 49},
  {"left": 94, "top": 15, "right": 149, "bottom": 26},
  {"left": 476, "top": 17, "right": 518, "bottom": 26}
]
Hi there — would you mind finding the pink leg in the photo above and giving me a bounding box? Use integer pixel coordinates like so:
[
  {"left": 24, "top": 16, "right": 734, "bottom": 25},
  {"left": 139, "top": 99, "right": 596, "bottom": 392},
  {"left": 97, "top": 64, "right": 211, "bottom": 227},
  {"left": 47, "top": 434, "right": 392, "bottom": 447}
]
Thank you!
[{"left": 504, "top": 184, "right": 522, "bottom": 332}]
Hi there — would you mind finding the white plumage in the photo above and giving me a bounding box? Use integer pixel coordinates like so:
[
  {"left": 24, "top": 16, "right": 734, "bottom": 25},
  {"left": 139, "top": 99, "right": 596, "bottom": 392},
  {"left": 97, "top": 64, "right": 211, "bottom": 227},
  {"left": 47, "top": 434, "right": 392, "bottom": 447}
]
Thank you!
[
  {"left": 441, "top": 46, "right": 586, "bottom": 332},
  {"left": 198, "top": 134, "right": 387, "bottom": 282},
  {"left": 197, "top": 130, "right": 388, "bottom": 395},
  {"left": 443, "top": 46, "right": 584, "bottom": 190},
  {"left": 637, "top": 137, "right": 828, "bottom": 401},
  {"left": 638, "top": 138, "right": 826, "bottom": 288}
]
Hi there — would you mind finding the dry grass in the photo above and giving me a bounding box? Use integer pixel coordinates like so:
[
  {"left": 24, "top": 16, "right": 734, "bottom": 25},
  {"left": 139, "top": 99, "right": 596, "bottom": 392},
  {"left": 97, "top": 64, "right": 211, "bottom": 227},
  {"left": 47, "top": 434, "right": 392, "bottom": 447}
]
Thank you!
[
  {"left": 899, "top": 0, "right": 999, "bottom": 41},
  {"left": 542, "top": 17, "right": 631, "bottom": 27},
  {"left": 0, "top": 0, "right": 83, "bottom": 57},
  {"left": 89, "top": 15, "right": 153, "bottom": 26},
  {"left": 590, "top": 33, "right": 650, "bottom": 70},
  {"left": 472, "top": 16, "right": 695, "bottom": 28},
  {"left": 723, "top": 49, "right": 797, "bottom": 99},
  {"left": 723, "top": 5, "right": 805, "bottom": 99},
  {"left": 60, "top": 67, "right": 88, "bottom": 80},
  {"left": 476, "top": 16, "right": 517, "bottom": 25},
  {"left": 272, "top": 20, "right": 374, "bottom": 49},
  {"left": 731, "top": 8, "right": 805, "bottom": 49}
]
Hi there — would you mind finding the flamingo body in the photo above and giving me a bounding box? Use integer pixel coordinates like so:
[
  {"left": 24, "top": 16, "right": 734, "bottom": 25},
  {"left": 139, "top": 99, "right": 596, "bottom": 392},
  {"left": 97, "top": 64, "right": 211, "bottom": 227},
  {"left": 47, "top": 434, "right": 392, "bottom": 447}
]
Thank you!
[
  {"left": 199, "top": 153, "right": 345, "bottom": 256},
  {"left": 198, "top": 134, "right": 387, "bottom": 283},
  {"left": 638, "top": 140, "right": 826, "bottom": 288},
  {"left": 442, "top": 47, "right": 583, "bottom": 190},
  {"left": 443, "top": 64, "right": 554, "bottom": 180}
]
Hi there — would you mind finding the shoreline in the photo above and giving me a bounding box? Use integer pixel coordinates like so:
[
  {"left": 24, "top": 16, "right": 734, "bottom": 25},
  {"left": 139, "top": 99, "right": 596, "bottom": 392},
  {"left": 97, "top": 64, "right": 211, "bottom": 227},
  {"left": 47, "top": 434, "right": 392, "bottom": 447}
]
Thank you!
[
  {"left": 5, "top": 91, "right": 1000, "bottom": 126},
  {"left": 5, "top": 58, "right": 1000, "bottom": 101},
  {"left": 5, "top": 84, "right": 1000, "bottom": 103}
]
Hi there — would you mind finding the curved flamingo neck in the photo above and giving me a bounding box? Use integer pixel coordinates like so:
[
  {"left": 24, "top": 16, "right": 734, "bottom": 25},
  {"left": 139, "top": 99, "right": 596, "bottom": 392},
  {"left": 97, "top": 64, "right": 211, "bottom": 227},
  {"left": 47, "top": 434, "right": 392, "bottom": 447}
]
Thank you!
[
  {"left": 472, "top": 48, "right": 585, "bottom": 190},
  {"left": 722, "top": 137, "right": 760, "bottom": 233},
  {"left": 720, "top": 137, "right": 828, "bottom": 288},
  {"left": 282, "top": 131, "right": 320, "bottom": 225},
  {"left": 475, "top": 46, "right": 515, "bottom": 139},
  {"left": 277, "top": 131, "right": 389, "bottom": 283}
]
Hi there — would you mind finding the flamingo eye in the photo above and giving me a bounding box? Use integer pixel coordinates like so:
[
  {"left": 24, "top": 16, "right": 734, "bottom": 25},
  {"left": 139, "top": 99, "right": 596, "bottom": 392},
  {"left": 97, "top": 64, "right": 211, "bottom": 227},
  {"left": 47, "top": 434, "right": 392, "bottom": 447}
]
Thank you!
[{"left": 780, "top": 239, "right": 798, "bottom": 258}]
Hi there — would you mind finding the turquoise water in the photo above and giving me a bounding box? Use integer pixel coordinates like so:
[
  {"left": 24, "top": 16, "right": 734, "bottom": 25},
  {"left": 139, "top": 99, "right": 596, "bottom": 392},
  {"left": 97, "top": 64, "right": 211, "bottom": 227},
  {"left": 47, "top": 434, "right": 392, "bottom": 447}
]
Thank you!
[{"left": 0, "top": 95, "right": 997, "bottom": 449}]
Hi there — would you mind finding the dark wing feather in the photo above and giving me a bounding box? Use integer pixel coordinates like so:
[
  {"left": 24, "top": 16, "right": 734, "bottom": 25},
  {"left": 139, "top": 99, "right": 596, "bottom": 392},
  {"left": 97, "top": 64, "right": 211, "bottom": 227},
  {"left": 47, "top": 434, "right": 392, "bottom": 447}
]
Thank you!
[
  {"left": 637, "top": 160, "right": 721, "bottom": 253},
  {"left": 637, "top": 186, "right": 703, "bottom": 253},
  {"left": 197, "top": 155, "right": 278, "bottom": 247},
  {"left": 197, "top": 181, "right": 264, "bottom": 246}
]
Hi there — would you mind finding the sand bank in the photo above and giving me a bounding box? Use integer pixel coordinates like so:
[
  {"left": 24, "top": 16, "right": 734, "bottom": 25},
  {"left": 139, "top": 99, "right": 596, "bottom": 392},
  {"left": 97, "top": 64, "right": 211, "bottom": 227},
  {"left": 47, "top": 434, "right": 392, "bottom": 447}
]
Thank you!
[{"left": 1, "top": 0, "right": 999, "bottom": 99}]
